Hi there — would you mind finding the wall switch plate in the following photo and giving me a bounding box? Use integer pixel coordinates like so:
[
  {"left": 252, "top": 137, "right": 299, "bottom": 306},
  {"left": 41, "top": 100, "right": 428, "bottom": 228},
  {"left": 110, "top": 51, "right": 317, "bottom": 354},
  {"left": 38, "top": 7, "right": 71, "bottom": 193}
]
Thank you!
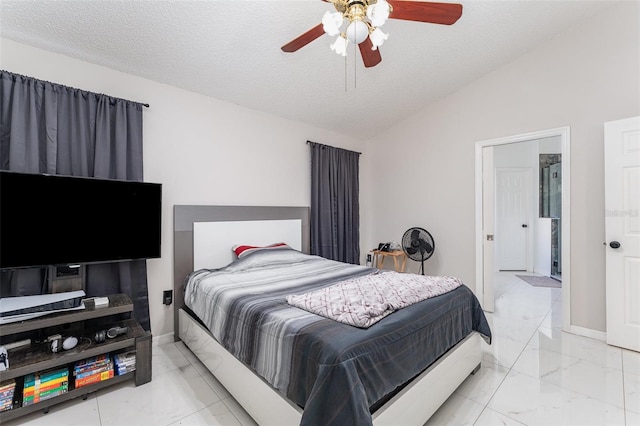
[{"left": 163, "top": 290, "right": 173, "bottom": 306}]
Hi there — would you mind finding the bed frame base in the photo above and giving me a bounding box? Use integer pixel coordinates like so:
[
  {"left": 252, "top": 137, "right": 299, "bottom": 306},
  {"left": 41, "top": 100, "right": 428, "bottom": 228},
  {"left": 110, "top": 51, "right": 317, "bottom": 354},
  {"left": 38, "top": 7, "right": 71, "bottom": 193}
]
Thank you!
[{"left": 179, "top": 308, "right": 481, "bottom": 426}]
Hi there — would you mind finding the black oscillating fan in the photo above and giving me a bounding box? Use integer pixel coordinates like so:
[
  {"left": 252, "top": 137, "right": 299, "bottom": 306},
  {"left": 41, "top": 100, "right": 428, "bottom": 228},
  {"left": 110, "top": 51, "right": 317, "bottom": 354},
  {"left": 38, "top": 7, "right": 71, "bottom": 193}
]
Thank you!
[{"left": 401, "top": 227, "right": 435, "bottom": 275}]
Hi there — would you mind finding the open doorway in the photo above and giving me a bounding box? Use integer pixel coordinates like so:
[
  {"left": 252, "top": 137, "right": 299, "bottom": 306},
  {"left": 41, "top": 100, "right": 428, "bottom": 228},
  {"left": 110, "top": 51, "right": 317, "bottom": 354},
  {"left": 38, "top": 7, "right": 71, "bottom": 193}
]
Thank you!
[{"left": 475, "top": 127, "right": 571, "bottom": 332}]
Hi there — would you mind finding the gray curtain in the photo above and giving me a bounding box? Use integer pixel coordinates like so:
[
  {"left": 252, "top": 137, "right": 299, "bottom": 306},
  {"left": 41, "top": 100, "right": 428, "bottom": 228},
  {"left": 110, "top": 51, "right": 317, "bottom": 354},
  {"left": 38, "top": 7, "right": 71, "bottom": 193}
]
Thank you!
[
  {"left": 0, "top": 70, "right": 150, "bottom": 331},
  {"left": 309, "top": 141, "right": 360, "bottom": 264}
]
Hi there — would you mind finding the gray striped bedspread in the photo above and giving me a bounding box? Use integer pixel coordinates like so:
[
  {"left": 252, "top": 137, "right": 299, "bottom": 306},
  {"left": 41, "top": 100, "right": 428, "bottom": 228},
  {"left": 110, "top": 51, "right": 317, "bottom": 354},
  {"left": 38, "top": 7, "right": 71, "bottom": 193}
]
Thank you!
[{"left": 184, "top": 248, "right": 491, "bottom": 426}]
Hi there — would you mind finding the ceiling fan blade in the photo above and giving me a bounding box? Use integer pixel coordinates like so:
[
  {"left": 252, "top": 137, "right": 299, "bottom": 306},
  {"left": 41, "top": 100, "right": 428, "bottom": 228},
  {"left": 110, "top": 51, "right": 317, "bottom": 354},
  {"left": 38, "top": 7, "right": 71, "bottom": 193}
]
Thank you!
[
  {"left": 281, "top": 24, "right": 326, "bottom": 53},
  {"left": 358, "top": 37, "right": 382, "bottom": 68},
  {"left": 389, "top": 1, "right": 463, "bottom": 25}
]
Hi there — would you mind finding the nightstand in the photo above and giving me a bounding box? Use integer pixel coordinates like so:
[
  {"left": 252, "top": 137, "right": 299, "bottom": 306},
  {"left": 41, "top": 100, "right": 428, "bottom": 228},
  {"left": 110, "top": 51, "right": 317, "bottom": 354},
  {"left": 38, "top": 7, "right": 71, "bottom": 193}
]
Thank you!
[{"left": 371, "top": 250, "right": 407, "bottom": 272}]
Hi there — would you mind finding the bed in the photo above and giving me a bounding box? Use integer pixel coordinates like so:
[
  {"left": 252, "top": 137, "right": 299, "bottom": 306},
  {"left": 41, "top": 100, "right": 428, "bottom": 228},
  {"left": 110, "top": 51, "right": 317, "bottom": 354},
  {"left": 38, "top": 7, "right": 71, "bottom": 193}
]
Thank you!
[{"left": 173, "top": 205, "right": 491, "bottom": 426}]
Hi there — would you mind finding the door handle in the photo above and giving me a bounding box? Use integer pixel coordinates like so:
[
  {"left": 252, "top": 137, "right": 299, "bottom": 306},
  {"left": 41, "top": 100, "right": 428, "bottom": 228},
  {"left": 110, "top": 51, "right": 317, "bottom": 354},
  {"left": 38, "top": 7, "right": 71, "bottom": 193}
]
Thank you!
[
  {"left": 521, "top": 224, "right": 528, "bottom": 228},
  {"left": 609, "top": 241, "right": 621, "bottom": 249}
]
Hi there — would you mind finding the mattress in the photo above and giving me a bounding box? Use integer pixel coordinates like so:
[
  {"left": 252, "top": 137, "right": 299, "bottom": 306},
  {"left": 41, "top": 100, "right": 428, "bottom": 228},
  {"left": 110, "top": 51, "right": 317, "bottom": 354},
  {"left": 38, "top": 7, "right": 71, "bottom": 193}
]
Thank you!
[{"left": 184, "top": 247, "right": 491, "bottom": 426}]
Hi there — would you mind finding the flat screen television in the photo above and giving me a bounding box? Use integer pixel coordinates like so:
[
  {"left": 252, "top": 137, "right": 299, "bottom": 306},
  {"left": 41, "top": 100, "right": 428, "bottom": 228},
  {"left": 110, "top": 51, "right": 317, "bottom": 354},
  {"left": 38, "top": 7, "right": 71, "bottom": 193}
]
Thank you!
[{"left": 0, "top": 171, "right": 162, "bottom": 269}]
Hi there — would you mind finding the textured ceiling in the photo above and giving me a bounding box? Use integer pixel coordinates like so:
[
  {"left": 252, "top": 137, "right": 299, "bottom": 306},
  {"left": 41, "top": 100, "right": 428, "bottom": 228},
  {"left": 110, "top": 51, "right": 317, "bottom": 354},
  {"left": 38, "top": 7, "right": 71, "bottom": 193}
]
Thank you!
[{"left": 0, "top": 0, "right": 618, "bottom": 140}]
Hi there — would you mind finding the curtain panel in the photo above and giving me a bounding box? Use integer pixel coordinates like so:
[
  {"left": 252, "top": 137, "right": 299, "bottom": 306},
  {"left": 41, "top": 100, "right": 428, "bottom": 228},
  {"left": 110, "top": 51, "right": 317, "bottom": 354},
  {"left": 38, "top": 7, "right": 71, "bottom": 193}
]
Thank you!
[
  {"left": 0, "top": 70, "right": 151, "bottom": 330},
  {"left": 308, "top": 141, "right": 360, "bottom": 264}
]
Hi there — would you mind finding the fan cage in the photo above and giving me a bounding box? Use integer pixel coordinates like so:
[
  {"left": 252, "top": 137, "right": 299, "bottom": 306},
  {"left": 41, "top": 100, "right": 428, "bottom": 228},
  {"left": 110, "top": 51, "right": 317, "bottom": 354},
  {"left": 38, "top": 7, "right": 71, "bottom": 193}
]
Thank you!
[{"left": 401, "top": 227, "right": 435, "bottom": 275}]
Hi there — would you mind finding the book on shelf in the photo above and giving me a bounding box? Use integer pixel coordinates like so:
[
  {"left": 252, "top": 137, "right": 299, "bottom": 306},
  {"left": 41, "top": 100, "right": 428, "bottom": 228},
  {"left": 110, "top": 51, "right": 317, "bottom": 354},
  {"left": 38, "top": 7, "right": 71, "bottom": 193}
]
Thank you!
[
  {"left": 23, "top": 388, "right": 68, "bottom": 406},
  {"left": 114, "top": 351, "right": 135, "bottom": 363},
  {"left": 23, "top": 378, "right": 68, "bottom": 396},
  {"left": 24, "top": 383, "right": 68, "bottom": 400},
  {"left": 113, "top": 351, "right": 136, "bottom": 375},
  {"left": 116, "top": 366, "right": 135, "bottom": 376},
  {"left": 0, "top": 389, "right": 15, "bottom": 399},
  {"left": 75, "top": 368, "right": 114, "bottom": 388},
  {"left": 115, "top": 360, "right": 136, "bottom": 369},
  {"left": 73, "top": 353, "right": 110, "bottom": 371},
  {"left": 0, "top": 379, "right": 15, "bottom": 412},
  {"left": 75, "top": 361, "right": 114, "bottom": 379},
  {"left": 0, "top": 379, "right": 16, "bottom": 393},
  {"left": 22, "top": 366, "right": 69, "bottom": 406},
  {"left": 24, "top": 367, "right": 69, "bottom": 387}
]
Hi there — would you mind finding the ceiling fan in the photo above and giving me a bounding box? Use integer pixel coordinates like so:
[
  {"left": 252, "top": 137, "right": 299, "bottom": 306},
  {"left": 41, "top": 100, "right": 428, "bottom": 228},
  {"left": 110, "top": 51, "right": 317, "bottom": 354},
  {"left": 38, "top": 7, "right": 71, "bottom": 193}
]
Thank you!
[{"left": 281, "top": 0, "right": 463, "bottom": 68}]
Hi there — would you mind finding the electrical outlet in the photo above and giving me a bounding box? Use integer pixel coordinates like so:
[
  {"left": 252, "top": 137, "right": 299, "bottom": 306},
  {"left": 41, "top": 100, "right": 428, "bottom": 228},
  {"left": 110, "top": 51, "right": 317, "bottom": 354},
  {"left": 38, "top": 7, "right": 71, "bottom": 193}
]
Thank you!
[
  {"left": 163, "top": 290, "right": 173, "bottom": 306},
  {"left": 366, "top": 254, "right": 372, "bottom": 262}
]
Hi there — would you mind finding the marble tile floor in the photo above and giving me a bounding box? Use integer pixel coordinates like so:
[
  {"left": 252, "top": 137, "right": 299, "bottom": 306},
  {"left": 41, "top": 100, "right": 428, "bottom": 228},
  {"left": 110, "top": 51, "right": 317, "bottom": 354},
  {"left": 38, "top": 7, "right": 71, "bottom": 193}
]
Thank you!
[{"left": 8, "top": 272, "right": 640, "bottom": 425}]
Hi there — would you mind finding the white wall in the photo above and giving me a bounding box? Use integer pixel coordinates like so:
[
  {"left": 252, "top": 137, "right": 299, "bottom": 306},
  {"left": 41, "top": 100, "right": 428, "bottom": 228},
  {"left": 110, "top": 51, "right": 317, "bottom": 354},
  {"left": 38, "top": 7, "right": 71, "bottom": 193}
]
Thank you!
[
  {"left": 365, "top": 2, "right": 639, "bottom": 332},
  {"left": 0, "top": 38, "right": 367, "bottom": 340}
]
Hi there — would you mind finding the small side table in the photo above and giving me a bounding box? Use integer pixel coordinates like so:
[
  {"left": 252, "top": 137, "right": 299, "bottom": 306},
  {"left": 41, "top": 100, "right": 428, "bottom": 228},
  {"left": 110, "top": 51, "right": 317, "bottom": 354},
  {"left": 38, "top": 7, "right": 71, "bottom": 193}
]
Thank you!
[{"left": 372, "top": 250, "right": 407, "bottom": 272}]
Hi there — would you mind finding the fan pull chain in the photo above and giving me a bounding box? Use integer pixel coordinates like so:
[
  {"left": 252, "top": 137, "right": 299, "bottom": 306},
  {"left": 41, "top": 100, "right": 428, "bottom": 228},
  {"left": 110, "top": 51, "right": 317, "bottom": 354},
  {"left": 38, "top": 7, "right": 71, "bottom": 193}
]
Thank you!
[
  {"left": 354, "top": 39, "right": 357, "bottom": 90},
  {"left": 342, "top": 40, "right": 358, "bottom": 92},
  {"left": 344, "top": 48, "right": 347, "bottom": 92}
]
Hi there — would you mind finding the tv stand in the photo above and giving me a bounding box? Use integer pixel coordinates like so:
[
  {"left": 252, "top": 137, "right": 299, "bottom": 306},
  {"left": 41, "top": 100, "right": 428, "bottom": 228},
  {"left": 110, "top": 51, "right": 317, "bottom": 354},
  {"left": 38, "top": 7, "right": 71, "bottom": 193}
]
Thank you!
[{"left": 0, "top": 294, "right": 151, "bottom": 422}]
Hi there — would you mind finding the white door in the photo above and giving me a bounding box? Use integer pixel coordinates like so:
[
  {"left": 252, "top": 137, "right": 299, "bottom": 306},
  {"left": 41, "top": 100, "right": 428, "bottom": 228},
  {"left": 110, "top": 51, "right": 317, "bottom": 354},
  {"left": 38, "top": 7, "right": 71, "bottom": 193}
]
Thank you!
[
  {"left": 496, "top": 168, "right": 531, "bottom": 271},
  {"left": 605, "top": 116, "right": 640, "bottom": 352}
]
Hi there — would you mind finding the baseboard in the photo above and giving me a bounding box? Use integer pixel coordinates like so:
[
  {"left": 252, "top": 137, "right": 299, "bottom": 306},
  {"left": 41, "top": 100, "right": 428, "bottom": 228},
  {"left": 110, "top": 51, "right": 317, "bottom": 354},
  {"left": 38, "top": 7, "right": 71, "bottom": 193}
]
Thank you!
[
  {"left": 569, "top": 325, "right": 606, "bottom": 342},
  {"left": 153, "top": 332, "right": 175, "bottom": 347}
]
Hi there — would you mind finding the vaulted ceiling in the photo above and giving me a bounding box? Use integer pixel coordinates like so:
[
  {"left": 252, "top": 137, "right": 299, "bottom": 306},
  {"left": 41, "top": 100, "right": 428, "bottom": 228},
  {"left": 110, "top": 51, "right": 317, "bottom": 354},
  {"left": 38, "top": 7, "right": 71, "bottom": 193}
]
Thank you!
[{"left": 0, "top": 1, "right": 618, "bottom": 139}]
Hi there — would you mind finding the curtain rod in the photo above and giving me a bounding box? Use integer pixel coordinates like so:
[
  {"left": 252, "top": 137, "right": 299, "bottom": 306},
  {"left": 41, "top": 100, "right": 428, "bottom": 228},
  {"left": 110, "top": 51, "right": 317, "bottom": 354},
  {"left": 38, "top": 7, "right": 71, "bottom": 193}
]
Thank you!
[
  {"left": 306, "top": 141, "right": 361, "bottom": 155},
  {"left": 1, "top": 70, "right": 149, "bottom": 108}
]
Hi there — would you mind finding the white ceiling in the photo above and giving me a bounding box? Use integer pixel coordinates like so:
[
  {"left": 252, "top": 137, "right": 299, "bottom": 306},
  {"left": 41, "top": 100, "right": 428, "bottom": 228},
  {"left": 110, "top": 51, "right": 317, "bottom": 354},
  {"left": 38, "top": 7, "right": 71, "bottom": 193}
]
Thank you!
[{"left": 0, "top": 0, "right": 619, "bottom": 140}]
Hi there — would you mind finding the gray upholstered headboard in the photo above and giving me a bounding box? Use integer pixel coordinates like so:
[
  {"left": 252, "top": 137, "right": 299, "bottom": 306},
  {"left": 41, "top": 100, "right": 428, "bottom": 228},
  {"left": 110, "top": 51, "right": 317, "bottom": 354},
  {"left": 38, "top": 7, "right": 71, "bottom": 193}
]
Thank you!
[{"left": 173, "top": 205, "right": 310, "bottom": 340}]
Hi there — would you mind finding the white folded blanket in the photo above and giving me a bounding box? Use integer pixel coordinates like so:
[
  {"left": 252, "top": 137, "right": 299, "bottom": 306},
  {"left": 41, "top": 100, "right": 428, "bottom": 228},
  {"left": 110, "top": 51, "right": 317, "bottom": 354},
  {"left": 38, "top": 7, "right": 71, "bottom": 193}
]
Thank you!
[{"left": 286, "top": 271, "right": 463, "bottom": 328}]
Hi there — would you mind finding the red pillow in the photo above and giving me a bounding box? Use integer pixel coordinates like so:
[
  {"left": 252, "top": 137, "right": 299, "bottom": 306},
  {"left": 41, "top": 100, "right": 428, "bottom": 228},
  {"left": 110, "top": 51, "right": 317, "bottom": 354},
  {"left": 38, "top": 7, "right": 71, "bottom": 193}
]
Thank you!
[{"left": 233, "top": 242, "right": 289, "bottom": 258}]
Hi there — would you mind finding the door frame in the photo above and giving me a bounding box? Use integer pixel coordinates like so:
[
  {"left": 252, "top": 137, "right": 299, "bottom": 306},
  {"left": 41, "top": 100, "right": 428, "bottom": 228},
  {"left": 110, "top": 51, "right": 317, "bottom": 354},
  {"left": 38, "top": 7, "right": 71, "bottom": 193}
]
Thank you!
[{"left": 475, "top": 127, "right": 571, "bottom": 332}]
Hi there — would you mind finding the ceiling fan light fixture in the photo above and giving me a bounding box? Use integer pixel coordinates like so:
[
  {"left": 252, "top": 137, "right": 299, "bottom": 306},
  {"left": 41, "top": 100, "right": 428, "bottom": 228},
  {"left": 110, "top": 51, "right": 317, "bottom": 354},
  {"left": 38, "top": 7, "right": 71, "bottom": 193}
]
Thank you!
[
  {"left": 281, "top": 0, "right": 463, "bottom": 69},
  {"left": 366, "top": 0, "right": 391, "bottom": 27},
  {"left": 369, "top": 28, "right": 388, "bottom": 50},
  {"left": 330, "top": 36, "right": 349, "bottom": 56},
  {"left": 322, "top": 11, "right": 344, "bottom": 36},
  {"left": 346, "top": 20, "right": 369, "bottom": 44}
]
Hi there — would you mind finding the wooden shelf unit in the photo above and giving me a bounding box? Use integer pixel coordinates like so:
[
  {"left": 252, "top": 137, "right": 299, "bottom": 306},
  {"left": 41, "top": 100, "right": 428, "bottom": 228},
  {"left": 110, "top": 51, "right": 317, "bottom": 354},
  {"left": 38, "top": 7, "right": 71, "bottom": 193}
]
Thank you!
[{"left": 0, "top": 294, "right": 151, "bottom": 422}]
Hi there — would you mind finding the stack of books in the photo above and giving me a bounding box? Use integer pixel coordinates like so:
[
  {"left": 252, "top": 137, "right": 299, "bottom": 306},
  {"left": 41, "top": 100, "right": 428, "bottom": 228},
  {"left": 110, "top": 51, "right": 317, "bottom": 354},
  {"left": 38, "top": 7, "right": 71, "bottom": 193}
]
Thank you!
[
  {"left": 113, "top": 351, "right": 136, "bottom": 375},
  {"left": 0, "top": 379, "right": 15, "bottom": 412},
  {"left": 23, "top": 367, "right": 69, "bottom": 406},
  {"left": 73, "top": 354, "right": 114, "bottom": 388}
]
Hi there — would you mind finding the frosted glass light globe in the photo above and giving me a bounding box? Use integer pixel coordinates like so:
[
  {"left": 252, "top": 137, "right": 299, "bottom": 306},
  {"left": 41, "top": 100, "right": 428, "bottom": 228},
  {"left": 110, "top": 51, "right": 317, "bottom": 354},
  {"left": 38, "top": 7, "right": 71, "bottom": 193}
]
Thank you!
[
  {"left": 330, "top": 36, "right": 349, "bottom": 56},
  {"left": 369, "top": 28, "right": 388, "bottom": 50},
  {"left": 346, "top": 20, "right": 368, "bottom": 44},
  {"left": 367, "top": 0, "right": 391, "bottom": 27},
  {"left": 322, "top": 11, "right": 343, "bottom": 36}
]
